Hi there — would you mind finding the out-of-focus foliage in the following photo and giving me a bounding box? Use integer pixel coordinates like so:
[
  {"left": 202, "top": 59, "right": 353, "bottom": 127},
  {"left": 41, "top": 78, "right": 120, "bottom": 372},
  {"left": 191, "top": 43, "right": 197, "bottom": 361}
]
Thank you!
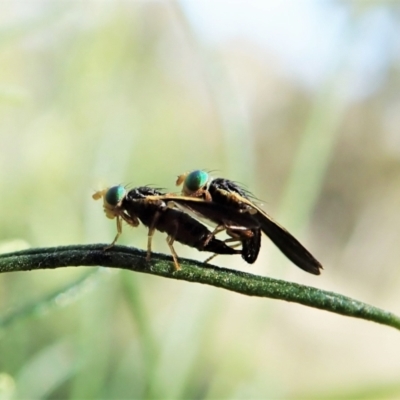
[{"left": 0, "top": 1, "right": 400, "bottom": 399}]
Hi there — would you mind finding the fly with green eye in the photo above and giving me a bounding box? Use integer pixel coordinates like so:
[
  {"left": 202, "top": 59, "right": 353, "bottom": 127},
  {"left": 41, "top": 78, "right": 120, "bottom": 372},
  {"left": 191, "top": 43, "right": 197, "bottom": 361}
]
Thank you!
[
  {"left": 92, "top": 185, "right": 242, "bottom": 271},
  {"left": 165, "top": 170, "right": 323, "bottom": 275},
  {"left": 170, "top": 171, "right": 262, "bottom": 265}
]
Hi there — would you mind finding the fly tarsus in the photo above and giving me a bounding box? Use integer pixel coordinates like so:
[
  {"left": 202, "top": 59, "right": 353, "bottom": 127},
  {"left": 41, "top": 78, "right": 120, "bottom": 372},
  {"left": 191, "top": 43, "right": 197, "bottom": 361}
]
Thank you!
[{"left": 165, "top": 234, "right": 181, "bottom": 271}]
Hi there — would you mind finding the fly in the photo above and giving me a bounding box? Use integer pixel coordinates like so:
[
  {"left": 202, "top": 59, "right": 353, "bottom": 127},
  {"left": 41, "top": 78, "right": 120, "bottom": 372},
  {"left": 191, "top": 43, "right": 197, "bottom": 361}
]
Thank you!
[
  {"left": 166, "top": 170, "right": 323, "bottom": 275},
  {"left": 93, "top": 185, "right": 242, "bottom": 270}
]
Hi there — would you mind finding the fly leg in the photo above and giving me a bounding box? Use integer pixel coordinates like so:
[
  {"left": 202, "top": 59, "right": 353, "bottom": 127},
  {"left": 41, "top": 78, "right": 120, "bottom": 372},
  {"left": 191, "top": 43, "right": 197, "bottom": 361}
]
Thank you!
[
  {"left": 204, "top": 238, "right": 242, "bottom": 264},
  {"left": 166, "top": 234, "right": 181, "bottom": 271},
  {"left": 203, "top": 223, "right": 249, "bottom": 248},
  {"left": 165, "top": 219, "right": 181, "bottom": 271},
  {"left": 203, "top": 224, "right": 226, "bottom": 247},
  {"left": 146, "top": 211, "right": 161, "bottom": 262},
  {"left": 104, "top": 216, "right": 122, "bottom": 250}
]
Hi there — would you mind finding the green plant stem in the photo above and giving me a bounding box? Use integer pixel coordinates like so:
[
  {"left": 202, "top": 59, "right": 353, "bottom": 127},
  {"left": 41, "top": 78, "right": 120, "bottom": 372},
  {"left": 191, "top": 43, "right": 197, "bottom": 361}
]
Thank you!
[{"left": 0, "top": 244, "right": 399, "bottom": 331}]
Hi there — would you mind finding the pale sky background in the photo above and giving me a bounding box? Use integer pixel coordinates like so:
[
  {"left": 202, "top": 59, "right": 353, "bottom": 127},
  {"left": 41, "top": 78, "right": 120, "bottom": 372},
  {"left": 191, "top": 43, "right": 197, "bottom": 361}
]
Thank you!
[
  {"left": 2, "top": 1, "right": 397, "bottom": 101},
  {"left": 181, "top": 1, "right": 398, "bottom": 101}
]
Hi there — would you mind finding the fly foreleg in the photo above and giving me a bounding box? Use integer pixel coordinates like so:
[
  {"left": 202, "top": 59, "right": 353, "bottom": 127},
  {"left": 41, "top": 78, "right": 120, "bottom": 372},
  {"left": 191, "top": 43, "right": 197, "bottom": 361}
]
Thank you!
[{"left": 104, "top": 215, "right": 122, "bottom": 250}]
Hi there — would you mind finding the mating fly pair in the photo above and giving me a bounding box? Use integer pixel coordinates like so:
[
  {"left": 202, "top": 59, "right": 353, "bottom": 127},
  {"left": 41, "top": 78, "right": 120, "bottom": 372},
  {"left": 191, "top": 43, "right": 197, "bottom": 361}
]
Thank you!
[{"left": 93, "top": 171, "right": 323, "bottom": 274}]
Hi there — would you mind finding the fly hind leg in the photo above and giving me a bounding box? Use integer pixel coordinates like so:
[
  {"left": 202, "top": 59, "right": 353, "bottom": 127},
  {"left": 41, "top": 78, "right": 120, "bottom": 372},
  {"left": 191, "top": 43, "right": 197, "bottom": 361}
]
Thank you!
[
  {"left": 203, "top": 224, "right": 226, "bottom": 247},
  {"left": 166, "top": 234, "right": 181, "bottom": 271},
  {"left": 203, "top": 238, "right": 241, "bottom": 264}
]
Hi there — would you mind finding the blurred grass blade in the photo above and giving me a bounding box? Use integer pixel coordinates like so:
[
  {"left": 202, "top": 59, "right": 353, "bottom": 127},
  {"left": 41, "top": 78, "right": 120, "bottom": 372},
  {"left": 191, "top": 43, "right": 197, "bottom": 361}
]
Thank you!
[
  {"left": 15, "top": 338, "right": 77, "bottom": 399},
  {"left": 0, "top": 269, "right": 107, "bottom": 330}
]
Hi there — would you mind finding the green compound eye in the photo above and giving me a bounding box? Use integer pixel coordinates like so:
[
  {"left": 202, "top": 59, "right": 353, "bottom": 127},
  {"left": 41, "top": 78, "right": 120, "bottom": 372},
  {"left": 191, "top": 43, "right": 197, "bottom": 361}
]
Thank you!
[
  {"left": 105, "top": 185, "right": 126, "bottom": 206},
  {"left": 185, "top": 170, "right": 209, "bottom": 192}
]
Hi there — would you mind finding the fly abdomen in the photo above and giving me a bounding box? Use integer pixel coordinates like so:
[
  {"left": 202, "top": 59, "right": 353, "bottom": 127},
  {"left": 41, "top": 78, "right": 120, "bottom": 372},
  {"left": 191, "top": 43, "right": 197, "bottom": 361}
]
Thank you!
[
  {"left": 240, "top": 229, "right": 261, "bottom": 264},
  {"left": 202, "top": 236, "right": 239, "bottom": 255}
]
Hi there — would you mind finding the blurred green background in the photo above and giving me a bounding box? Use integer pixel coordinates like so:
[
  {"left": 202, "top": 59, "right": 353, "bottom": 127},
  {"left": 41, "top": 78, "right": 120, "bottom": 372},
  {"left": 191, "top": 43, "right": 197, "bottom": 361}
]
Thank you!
[{"left": 1, "top": 1, "right": 400, "bottom": 399}]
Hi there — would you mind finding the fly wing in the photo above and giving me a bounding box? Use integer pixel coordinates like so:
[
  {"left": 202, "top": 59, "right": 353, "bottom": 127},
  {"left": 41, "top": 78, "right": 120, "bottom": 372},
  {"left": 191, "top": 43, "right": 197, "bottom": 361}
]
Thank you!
[
  {"left": 256, "top": 213, "right": 322, "bottom": 275},
  {"left": 154, "top": 195, "right": 260, "bottom": 229},
  {"left": 235, "top": 196, "right": 322, "bottom": 275}
]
